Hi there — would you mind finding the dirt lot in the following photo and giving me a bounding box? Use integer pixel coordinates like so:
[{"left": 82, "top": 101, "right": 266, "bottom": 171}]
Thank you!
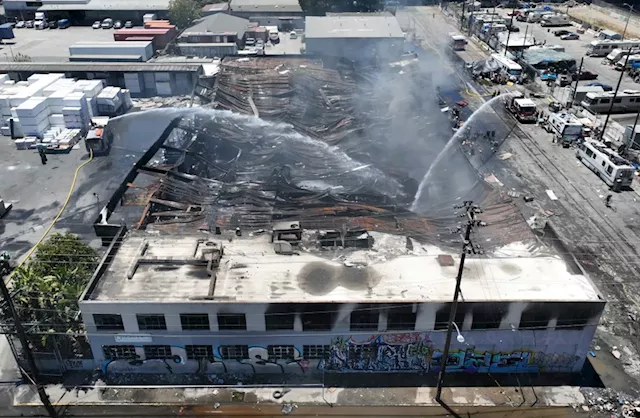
[{"left": 568, "top": 4, "right": 640, "bottom": 38}]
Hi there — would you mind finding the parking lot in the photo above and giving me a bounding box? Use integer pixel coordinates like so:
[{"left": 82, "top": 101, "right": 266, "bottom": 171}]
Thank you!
[
  {"left": 0, "top": 26, "right": 122, "bottom": 62},
  {"left": 504, "top": 12, "right": 639, "bottom": 94},
  {"left": 264, "top": 31, "right": 303, "bottom": 55}
]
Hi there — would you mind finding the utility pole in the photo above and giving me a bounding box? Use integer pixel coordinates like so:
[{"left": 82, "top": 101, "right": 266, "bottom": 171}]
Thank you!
[
  {"left": 621, "top": 3, "right": 634, "bottom": 41},
  {"left": 0, "top": 257, "right": 58, "bottom": 418},
  {"left": 570, "top": 57, "right": 584, "bottom": 105},
  {"left": 504, "top": 10, "right": 514, "bottom": 56},
  {"left": 460, "top": 1, "right": 466, "bottom": 30},
  {"left": 601, "top": 52, "right": 630, "bottom": 141},
  {"left": 435, "top": 201, "right": 484, "bottom": 418}
]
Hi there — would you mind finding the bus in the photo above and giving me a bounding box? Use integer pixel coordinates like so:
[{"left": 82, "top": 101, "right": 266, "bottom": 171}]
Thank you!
[
  {"left": 449, "top": 33, "right": 467, "bottom": 51},
  {"left": 490, "top": 53, "right": 523, "bottom": 82},
  {"left": 576, "top": 140, "right": 635, "bottom": 189},
  {"left": 586, "top": 39, "right": 640, "bottom": 57},
  {"left": 581, "top": 90, "right": 640, "bottom": 114}
]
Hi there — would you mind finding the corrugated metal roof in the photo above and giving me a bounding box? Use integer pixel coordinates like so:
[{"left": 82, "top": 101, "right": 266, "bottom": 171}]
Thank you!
[
  {"left": 305, "top": 15, "right": 404, "bottom": 39},
  {"left": 229, "top": 0, "right": 302, "bottom": 13},
  {"left": 184, "top": 13, "right": 251, "bottom": 37},
  {"left": 38, "top": 0, "right": 171, "bottom": 11},
  {"left": 0, "top": 62, "right": 203, "bottom": 73}
]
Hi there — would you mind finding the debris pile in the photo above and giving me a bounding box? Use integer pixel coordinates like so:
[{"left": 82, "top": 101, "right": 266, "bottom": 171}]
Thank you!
[{"left": 582, "top": 388, "right": 640, "bottom": 417}]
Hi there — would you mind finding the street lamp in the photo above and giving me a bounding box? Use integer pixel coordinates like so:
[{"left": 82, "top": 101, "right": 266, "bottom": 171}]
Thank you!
[
  {"left": 453, "top": 322, "right": 465, "bottom": 343},
  {"left": 621, "top": 3, "right": 634, "bottom": 41}
]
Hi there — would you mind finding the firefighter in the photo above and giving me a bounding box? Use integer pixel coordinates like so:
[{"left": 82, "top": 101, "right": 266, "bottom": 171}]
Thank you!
[{"left": 37, "top": 146, "right": 48, "bottom": 165}]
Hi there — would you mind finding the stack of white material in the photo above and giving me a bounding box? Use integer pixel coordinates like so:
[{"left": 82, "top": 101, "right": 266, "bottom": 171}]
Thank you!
[
  {"left": 42, "top": 127, "right": 64, "bottom": 145},
  {"left": 96, "top": 86, "right": 123, "bottom": 116},
  {"left": 62, "top": 91, "right": 90, "bottom": 130},
  {"left": 41, "top": 78, "right": 76, "bottom": 97},
  {"left": 15, "top": 97, "right": 50, "bottom": 138},
  {"left": 56, "top": 128, "right": 82, "bottom": 146},
  {"left": 121, "top": 89, "right": 133, "bottom": 110},
  {"left": 74, "top": 80, "right": 104, "bottom": 117}
]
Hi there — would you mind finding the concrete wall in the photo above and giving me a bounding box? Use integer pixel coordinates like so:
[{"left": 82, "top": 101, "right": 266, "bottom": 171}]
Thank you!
[
  {"left": 177, "top": 43, "right": 238, "bottom": 58},
  {"left": 79, "top": 300, "right": 604, "bottom": 376},
  {"left": 121, "top": 71, "right": 195, "bottom": 97},
  {"left": 305, "top": 37, "right": 405, "bottom": 62}
]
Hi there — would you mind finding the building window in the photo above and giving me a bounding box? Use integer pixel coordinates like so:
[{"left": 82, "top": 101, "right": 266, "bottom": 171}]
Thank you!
[
  {"left": 556, "top": 303, "right": 597, "bottom": 330},
  {"left": 143, "top": 345, "right": 172, "bottom": 359},
  {"left": 102, "top": 345, "right": 136, "bottom": 360},
  {"left": 94, "top": 314, "right": 124, "bottom": 331},
  {"left": 180, "top": 314, "right": 210, "bottom": 330},
  {"left": 265, "top": 304, "right": 295, "bottom": 331},
  {"left": 219, "top": 345, "right": 249, "bottom": 359},
  {"left": 267, "top": 345, "right": 296, "bottom": 360},
  {"left": 137, "top": 314, "right": 167, "bottom": 330},
  {"left": 519, "top": 303, "right": 552, "bottom": 329},
  {"left": 217, "top": 313, "right": 246, "bottom": 330},
  {"left": 303, "top": 345, "right": 329, "bottom": 360},
  {"left": 606, "top": 165, "right": 613, "bottom": 174},
  {"left": 301, "top": 304, "right": 337, "bottom": 331},
  {"left": 471, "top": 303, "right": 508, "bottom": 329},
  {"left": 350, "top": 304, "right": 379, "bottom": 331},
  {"left": 185, "top": 345, "right": 214, "bottom": 360},
  {"left": 434, "top": 304, "right": 466, "bottom": 331},
  {"left": 386, "top": 304, "right": 416, "bottom": 330}
]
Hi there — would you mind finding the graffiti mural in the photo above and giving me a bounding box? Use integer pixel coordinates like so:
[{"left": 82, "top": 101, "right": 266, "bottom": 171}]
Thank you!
[
  {"left": 318, "top": 334, "right": 581, "bottom": 373},
  {"left": 319, "top": 333, "right": 434, "bottom": 372}
]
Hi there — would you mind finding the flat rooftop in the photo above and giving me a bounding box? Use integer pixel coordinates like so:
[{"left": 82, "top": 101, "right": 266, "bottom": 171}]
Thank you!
[
  {"left": 86, "top": 231, "right": 601, "bottom": 303},
  {"left": 229, "top": 0, "right": 302, "bottom": 13},
  {"left": 305, "top": 16, "right": 405, "bottom": 39}
]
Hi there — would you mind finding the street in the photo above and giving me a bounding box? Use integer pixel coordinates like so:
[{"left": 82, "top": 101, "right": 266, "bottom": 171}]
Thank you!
[{"left": 400, "top": 5, "right": 640, "bottom": 397}]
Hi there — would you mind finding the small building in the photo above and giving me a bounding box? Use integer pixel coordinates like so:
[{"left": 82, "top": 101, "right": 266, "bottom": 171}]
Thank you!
[
  {"left": 177, "top": 14, "right": 252, "bottom": 57},
  {"left": 305, "top": 15, "right": 405, "bottom": 62},
  {"left": 229, "top": 0, "right": 303, "bottom": 30},
  {"left": 598, "top": 29, "right": 622, "bottom": 41}
]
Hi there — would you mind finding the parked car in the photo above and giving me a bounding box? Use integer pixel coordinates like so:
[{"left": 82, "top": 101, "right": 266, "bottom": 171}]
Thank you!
[
  {"left": 554, "top": 29, "right": 571, "bottom": 37},
  {"left": 289, "top": 31, "right": 297, "bottom": 39},
  {"left": 586, "top": 82, "right": 613, "bottom": 91},
  {"left": 556, "top": 73, "right": 572, "bottom": 87},
  {"left": 92, "top": 20, "right": 101, "bottom": 29},
  {"left": 57, "top": 19, "right": 70, "bottom": 28},
  {"left": 101, "top": 18, "right": 113, "bottom": 29},
  {"left": 25, "top": 20, "right": 34, "bottom": 28},
  {"left": 15, "top": 21, "right": 25, "bottom": 28},
  {"left": 549, "top": 101, "right": 562, "bottom": 112},
  {"left": 269, "top": 32, "right": 280, "bottom": 44},
  {"left": 113, "top": 20, "right": 123, "bottom": 29},
  {"left": 48, "top": 21, "right": 57, "bottom": 29},
  {"left": 245, "top": 37, "right": 256, "bottom": 46},
  {"left": 573, "top": 70, "right": 598, "bottom": 81},
  {"left": 560, "top": 32, "right": 580, "bottom": 40},
  {"left": 124, "top": 20, "right": 133, "bottom": 28}
]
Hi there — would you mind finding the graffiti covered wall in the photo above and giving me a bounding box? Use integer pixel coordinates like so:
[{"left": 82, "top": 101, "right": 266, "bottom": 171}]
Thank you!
[{"left": 100, "top": 331, "right": 585, "bottom": 376}]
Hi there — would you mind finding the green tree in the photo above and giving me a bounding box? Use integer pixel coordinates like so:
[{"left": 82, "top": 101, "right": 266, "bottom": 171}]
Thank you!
[
  {"left": 169, "top": 0, "right": 203, "bottom": 29},
  {"left": 9, "top": 233, "right": 98, "bottom": 350}
]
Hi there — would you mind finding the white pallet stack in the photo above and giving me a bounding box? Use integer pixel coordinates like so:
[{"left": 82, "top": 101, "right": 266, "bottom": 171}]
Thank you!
[
  {"left": 47, "top": 88, "right": 75, "bottom": 114},
  {"left": 15, "top": 97, "right": 51, "bottom": 138},
  {"left": 96, "top": 86, "right": 123, "bottom": 116},
  {"left": 62, "top": 91, "right": 90, "bottom": 130}
]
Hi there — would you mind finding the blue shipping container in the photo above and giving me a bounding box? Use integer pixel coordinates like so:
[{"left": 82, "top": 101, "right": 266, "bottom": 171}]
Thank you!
[{"left": 0, "top": 24, "right": 15, "bottom": 40}]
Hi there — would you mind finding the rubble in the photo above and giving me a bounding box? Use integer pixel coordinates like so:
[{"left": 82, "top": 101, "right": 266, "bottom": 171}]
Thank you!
[{"left": 132, "top": 95, "right": 199, "bottom": 110}]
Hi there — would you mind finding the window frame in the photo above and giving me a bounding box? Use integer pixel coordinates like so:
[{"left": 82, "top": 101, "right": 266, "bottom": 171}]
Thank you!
[
  {"left": 217, "top": 313, "right": 247, "bottom": 330},
  {"left": 143, "top": 345, "right": 172, "bottom": 360},
  {"left": 303, "top": 345, "right": 329, "bottom": 360},
  {"left": 180, "top": 313, "right": 210, "bottom": 330},
  {"left": 185, "top": 345, "right": 214, "bottom": 360},
  {"left": 219, "top": 345, "right": 249, "bottom": 360},
  {"left": 136, "top": 314, "right": 167, "bottom": 331},
  {"left": 94, "top": 314, "right": 125, "bottom": 331},
  {"left": 102, "top": 345, "right": 136, "bottom": 360}
]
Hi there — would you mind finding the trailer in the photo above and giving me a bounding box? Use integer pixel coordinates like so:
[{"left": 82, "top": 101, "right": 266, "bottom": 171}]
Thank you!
[
  {"left": 543, "top": 112, "right": 583, "bottom": 147},
  {"left": 540, "top": 14, "right": 571, "bottom": 27},
  {"left": 576, "top": 140, "right": 635, "bottom": 190}
]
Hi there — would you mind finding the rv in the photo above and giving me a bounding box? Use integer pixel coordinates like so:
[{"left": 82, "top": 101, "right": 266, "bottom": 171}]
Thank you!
[
  {"left": 505, "top": 93, "right": 537, "bottom": 123},
  {"left": 598, "top": 29, "right": 621, "bottom": 40},
  {"left": 527, "top": 10, "right": 553, "bottom": 23},
  {"left": 576, "top": 140, "right": 635, "bottom": 189},
  {"left": 449, "top": 33, "right": 467, "bottom": 51},
  {"left": 615, "top": 54, "right": 640, "bottom": 70},
  {"left": 540, "top": 14, "right": 571, "bottom": 27},
  {"left": 490, "top": 53, "right": 523, "bottom": 82},
  {"left": 586, "top": 39, "right": 640, "bottom": 57},
  {"left": 581, "top": 90, "right": 640, "bottom": 114},
  {"left": 604, "top": 48, "right": 635, "bottom": 65},
  {"left": 571, "top": 86, "right": 605, "bottom": 104},
  {"left": 544, "top": 112, "right": 584, "bottom": 146}
]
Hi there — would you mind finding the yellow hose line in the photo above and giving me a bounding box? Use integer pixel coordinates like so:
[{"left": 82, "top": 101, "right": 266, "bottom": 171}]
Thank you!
[{"left": 7, "top": 148, "right": 94, "bottom": 281}]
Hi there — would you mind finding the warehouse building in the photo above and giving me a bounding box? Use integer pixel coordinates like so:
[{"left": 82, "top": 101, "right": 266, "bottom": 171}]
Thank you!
[
  {"left": 305, "top": 15, "right": 405, "bottom": 62},
  {"left": 177, "top": 14, "right": 253, "bottom": 57},
  {"left": 78, "top": 229, "right": 604, "bottom": 376},
  {"left": 229, "top": 0, "right": 303, "bottom": 29},
  {"left": 4, "top": 0, "right": 170, "bottom": 24}
]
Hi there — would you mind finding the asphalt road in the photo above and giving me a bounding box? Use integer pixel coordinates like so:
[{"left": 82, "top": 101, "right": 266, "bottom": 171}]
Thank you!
[{"left": 401, "top": 5, "right": 640, "bottom": 398}]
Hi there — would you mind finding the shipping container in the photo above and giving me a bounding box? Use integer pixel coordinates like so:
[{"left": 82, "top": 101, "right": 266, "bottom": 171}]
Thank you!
[
  {"left": 114, "top": 28, "right": 176, "bottom": 49},
  {"left": 0, "top": 23, "right": 15, "bottom": 40},
  {"left": 69, "top": 41, "right": 154, "bottom": 61}
]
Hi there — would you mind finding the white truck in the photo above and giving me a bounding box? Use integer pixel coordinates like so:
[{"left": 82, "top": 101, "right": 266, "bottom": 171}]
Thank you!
[
  {"left": 34, "top": 12, "right": 47, "bottom": 30},
  {"left": 544, "top": 112, "right": 583, "bottom": 147}
]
